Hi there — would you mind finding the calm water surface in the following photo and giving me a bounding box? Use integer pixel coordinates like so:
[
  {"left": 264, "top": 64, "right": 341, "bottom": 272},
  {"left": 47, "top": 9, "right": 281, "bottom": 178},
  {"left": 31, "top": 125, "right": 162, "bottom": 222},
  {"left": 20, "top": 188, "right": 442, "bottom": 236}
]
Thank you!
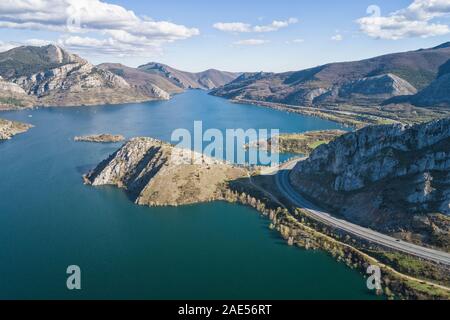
[{"left": 0, "top": 91, "right": 379, "bottom": 299}]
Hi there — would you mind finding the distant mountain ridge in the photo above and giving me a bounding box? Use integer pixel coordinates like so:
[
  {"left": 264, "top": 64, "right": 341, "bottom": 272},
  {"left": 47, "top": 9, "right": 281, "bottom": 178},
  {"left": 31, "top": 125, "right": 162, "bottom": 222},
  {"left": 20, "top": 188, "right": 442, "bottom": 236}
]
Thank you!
[
  {"left": 97, "top": 63, "right": 181, "bottom": 100},
  {"left": 138, "top": 62, "right": 240, "bottom": 90},
  {"left": 211, "top": 42, "right": 450, "bottom": 108},
  {"left": 0, "top": 45, "right": 240, "bottom": 110}
]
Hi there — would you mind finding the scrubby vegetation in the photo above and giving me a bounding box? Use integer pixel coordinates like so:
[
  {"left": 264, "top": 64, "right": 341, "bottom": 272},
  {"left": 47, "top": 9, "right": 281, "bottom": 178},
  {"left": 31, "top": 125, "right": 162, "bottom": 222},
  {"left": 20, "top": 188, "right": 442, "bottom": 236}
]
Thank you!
[
  {"left": 245, "top": 130, "right": 347, "bottom": 155},
  {"left": 0, "top": 97, "right": 23, "bottom": 107},
  {"left": 367, "top": 251, "right": 450, "bottom": 287},
  {"left": 277, "top": 131, "right": 346, "bottom": 154}
]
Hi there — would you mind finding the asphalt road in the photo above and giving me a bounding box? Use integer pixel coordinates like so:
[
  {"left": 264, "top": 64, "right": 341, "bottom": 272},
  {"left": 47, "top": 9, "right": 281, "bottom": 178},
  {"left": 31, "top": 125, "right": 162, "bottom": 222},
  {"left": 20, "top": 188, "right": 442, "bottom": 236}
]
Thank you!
[{"left": 274, "top": 160, "right": 450, "bottom": 266}]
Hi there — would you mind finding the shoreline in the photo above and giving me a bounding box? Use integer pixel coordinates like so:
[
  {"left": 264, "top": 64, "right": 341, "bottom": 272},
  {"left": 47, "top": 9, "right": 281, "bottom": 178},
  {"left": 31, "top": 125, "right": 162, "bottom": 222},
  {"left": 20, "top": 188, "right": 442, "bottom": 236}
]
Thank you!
[
  {"left": 228, "top": 98, "right": 404, "bottom": 128},
  {"left": 81, "top": 132, "right": 450, "bottom": 299},
  {"left": 86, "top": 163, "right": 450, "bottom": 299}
]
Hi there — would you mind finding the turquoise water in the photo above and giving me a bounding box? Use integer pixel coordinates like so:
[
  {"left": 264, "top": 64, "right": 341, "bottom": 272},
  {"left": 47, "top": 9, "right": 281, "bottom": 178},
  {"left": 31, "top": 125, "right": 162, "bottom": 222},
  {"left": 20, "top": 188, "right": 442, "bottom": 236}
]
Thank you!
[{"left": 0, "top": 91, "right": 378, "bottom": 299}]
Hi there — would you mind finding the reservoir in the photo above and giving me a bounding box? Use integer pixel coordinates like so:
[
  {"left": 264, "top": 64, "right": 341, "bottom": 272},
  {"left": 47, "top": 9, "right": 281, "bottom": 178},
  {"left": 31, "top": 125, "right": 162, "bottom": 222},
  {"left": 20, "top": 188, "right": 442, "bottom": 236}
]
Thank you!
[{"left": 0, "top": 90, "right": 379, "bottom": 299}]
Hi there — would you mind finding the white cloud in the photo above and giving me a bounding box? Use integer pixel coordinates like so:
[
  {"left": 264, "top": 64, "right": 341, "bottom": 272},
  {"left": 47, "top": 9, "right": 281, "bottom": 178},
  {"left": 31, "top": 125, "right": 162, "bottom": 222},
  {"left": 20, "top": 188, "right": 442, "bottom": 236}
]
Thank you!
[
  {"left": 25, "top": 38, "right": 55, "bottom": 46},
  {"left": 233, "top": 39, "right": 270, "bottom": 46},
  {"left": 56, "top": 35, "right": 163, "bottom": 57},
  {"left": 0, "top": 0, "right": 199, "bottom": 56},
  {"left": 214, "top": 18, "right": 298, "bottom": 33},
  {"left": 213, "top": 22, "right": 252, "bottom": 33},
  {"left": 0, "top": 41, "right": 18, "bottom": 52},
  {"left": 0, "top": 39, "right": 56, "bottom": 53},
  {"left": 331, "top": 34, "right": 343, "bottom": 41},
  {"left": 288, "top": 38, "right": 304, "bottom": 44},
  {"left": 357, "top": 0, "right": 450, "bottom": 40}
]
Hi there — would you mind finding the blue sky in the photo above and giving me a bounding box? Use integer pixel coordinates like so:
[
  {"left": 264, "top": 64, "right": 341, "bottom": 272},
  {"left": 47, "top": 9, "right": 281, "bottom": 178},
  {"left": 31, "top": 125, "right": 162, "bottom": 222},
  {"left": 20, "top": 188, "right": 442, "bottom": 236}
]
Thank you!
[{"left": 1, "top": 0, "right": 450, "bottom": 72}]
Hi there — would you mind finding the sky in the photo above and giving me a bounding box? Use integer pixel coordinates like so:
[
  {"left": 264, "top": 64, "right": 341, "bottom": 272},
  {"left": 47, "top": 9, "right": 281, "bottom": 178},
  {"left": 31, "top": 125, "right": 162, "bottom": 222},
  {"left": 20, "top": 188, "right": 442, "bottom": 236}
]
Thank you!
[{"left": 0, "top": 0, "right": 450, "bottom": 72}]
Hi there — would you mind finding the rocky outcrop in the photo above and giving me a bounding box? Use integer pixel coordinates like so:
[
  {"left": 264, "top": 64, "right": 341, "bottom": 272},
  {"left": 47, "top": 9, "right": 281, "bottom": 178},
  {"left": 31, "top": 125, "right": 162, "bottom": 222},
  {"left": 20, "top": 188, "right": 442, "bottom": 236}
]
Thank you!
[
  {"left": 290, "top": 118, "right": 450, "bottom": 249},
  {"left": 0, "top": 76, "right": 35, "bottom": 109},
  {"left": 84, "top": 138, "right": 249, "bottom": 206},
  {"left": 0, "top": 118, "right": 33, "bottom": 140},
  {"left": 0, "top": 45, "right": 169, "bottom": 108},
  {"left": 98, "top": 63, "right": 178, "bottom": 99},
  {"left": 74, "top": 134, "right": 125, "bottom": 143},
  {"left": 336, "top": 74, "right": 417, "bottom": 104}
]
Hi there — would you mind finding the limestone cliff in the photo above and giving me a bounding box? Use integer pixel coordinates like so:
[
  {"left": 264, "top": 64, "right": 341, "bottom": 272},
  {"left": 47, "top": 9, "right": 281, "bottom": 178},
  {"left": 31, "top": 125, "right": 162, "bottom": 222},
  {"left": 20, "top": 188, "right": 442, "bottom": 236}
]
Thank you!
[
  {"left": 0, "top": 45, "right": 164, "bottom": 108},
  {"left": 98, "top": 63, "right": 176, "bottom": 99},
  {"left": 84, "top": 138, "right": 249, "bottom": 206},
  {"left": 0, "top": 76, "right": 36, "bottom": 109},
  {"left": 334, "top": 74, "right": 417, "bottom": 105},
  {"left": 290, "top": 118, "right": 450, "bottom": 249}
]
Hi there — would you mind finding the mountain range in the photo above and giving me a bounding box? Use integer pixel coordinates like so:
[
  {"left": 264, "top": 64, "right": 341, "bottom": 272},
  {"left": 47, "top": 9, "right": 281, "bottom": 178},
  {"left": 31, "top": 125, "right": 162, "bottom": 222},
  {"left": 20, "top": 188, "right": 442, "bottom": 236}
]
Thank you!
[
  {"left": 137, "top": 62, "right": 240, "bottom": 90},
  {"left": 1, "top": 43, "right": 450, "bottom": 114},
  {"left": 0, "top": 45, "right": 240, "bottom": 110},
  {"left": 211, "top": 42, "right": 450, "bottom": 109}
]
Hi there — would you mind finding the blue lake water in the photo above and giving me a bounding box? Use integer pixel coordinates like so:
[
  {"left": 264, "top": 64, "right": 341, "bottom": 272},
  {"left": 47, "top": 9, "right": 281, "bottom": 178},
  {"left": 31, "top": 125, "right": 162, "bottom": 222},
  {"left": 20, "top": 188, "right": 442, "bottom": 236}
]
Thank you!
[{"left": 0, "top": 90, "right": 379, "bottom": 299}]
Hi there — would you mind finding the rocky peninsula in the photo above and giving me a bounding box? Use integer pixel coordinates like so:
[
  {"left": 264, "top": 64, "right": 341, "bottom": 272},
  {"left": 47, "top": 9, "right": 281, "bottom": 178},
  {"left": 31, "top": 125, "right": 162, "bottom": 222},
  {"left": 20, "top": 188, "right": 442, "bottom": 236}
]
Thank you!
[
  {"left": 0, "top": 118, "right": 33, "bottom": 140},
  {"left": 84, "top": 137, "right": 250, "bottom": 206},
  {"left": 74, "top": 134, "right": 125, "bottom": 143}
]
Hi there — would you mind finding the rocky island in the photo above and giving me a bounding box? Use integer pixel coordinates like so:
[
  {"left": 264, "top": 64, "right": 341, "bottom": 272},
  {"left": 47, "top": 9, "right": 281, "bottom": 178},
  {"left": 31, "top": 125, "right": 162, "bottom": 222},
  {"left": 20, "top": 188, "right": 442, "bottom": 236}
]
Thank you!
[
  {"left": 74, "top": 134, "right": 125, "bottom": 143},
  {"left": 84, "top": 138, "right": 250, "bottom": 206},
  {"left": 0, "top": 118, "right": 33, "bottom": 140}
]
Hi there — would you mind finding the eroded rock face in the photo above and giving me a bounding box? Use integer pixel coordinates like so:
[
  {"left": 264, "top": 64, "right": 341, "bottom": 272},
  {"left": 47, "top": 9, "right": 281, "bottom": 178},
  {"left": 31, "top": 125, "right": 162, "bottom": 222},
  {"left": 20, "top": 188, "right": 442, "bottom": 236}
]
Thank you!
[
  {"left": 0, "top": 76, "right": 36, "bottom": 109},
  {"left": 97, "top": 63, "right": 176, "bottom": 100},
  {"left": 84, "top": 138, "right": 249, "bottom": 206},
  {"left": 14, "top": 62, "right": 129, "bottom": 96},
  {"left": 337, "top": 74, "right": 417, "bottom": 104},
  {"left": 290, "top": 118, "right": 450, "bottom": 244},
  {"left": 0, "top": 45, "right": 164, "bottom": 108},
  {"left": 8, "top": 53, "right": 149, "bottom": 107},
  {"left": 147, "top": 84, "right": 170, "bottom": 100}
]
